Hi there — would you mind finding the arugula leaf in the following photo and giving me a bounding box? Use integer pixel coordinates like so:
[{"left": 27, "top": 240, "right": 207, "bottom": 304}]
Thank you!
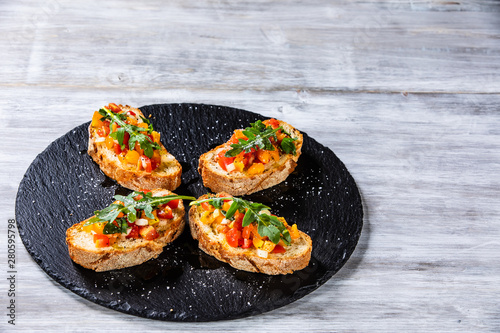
[
  {"left": 280, "top": 137, "right": 297, "bottom": 155},
  {"left": 224, "top": 120, "right": 280, "bottom": 157},
  {"left": 84, "top": 191, "right": 196, "bottom": 233},
  {"left": 190, "top": 196, "right": 291, "bottom": 245},
  {"left": 99, "top": 107, "right": 161, "bottom": 158},
  {"left": 102, "top": 218, "right": 129, "bottom": 235},
  {"left": 224, "top": 120, "right": 297, "bottom": 157}
]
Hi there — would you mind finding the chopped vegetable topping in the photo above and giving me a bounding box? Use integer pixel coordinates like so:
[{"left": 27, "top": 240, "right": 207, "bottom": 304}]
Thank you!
[
  {"left": 83, "top": 190, "right": 195, "bottom": 247},
  {"left": 216, "top": 119, "right": 298, "bottom": 174},
  {"left": 190, "top": 195, "right": 300, "bottom": 255},
  {"left": 91, "top": 104, "right": 164, "bottom": 173}
]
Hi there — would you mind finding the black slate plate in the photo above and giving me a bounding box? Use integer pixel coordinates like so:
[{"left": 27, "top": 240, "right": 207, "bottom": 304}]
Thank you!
[{"left": 15, "top": 103, "right": 363, "bottom": 322}]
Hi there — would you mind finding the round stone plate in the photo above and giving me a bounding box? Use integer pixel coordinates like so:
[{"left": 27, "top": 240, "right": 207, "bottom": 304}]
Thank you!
[{"left": 15, "top": 103, "right": 363, "bottom": 321}]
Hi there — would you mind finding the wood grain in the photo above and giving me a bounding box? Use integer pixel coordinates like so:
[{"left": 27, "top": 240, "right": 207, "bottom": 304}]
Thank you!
[{"left": 1, "top": 0, "right": 499, "bottom": 332}]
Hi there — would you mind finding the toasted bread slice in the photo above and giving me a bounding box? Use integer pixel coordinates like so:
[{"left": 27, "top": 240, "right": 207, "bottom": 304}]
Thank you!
[
  {"left": 189, "top": 193, "right": 312, "bottom": 275},
  {"left": 66, "top": 189, "right": 185, "bottom": 272},
  {"left": 198, "top": 119, "right": 303, "bottom": 196},
  {"left": 88, "top": 104, "right": 182, "bottom": 191}
]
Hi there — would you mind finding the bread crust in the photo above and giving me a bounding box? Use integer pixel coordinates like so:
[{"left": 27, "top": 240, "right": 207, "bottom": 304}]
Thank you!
[
  {"left": 198, "top": 119, "right": 303, "bottom": 196},
  {"left": 88, "top": 105, "right": 182, "bottom": 191},
  {"left": 188, "top": 194, "right": 312, "bottom": 275},
  {"left": 66, "top": 189, "right": 185, "bottom": 272}
]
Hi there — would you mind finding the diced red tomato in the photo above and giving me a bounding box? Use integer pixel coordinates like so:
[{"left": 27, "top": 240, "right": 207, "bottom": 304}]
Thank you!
[
  {"left": 242, "top": 225, "right": 253, "bottom": 239},
  {"left": 93, "top": 234, "right": 109, "bottom": 248},
  {"left": 272, "top": 244, "right": 286, "bottom": 254},
  {"left": 217, "top": 150, "right": 235, "bottom": 171},
  {"left": 242, "top": 238, "right": 253, "bottom": 249},
  {"left": 201, "top": 201, "right": 212, "bottom": 211},
  {"left": 134, "top": 189, "right": 151, "bottom": 201},
  {"left": 167, "top": 199, "right": 179, "bottom": 209},
  {"left": 97, "top": 121, "right": 110, "bottom": 137},
  {"left": 226, "top": 228, "right": 241, "bottom": 247},
  {"left": 151, "top": 158, "right": 159, "bottom": 171},
  {"left": 123, "top": 132, "right": 130, "bottom": 148},
  {"left": 216, "top": 224, "right": 230, "bottom": 234},
  {"left": 157, "top": 205, "right": 173, "bottom": 219},
  {"left": 126, "top": 225, "right": 140, "bottom": 239},
  {"left": 114, "top": 143, "right": 122, "bottom": 154},
  {"left": 107, "top": 103, "right": 121, "bottom": 112},
  {"left": 139, "top": 226, "right": 159, "bottom": 240},
  {"left": 233, "top": 211, "right": 244, "bottom": 230},
  {"left": 140, "top": 155, "right": 153, "bottom": 172},
  {"left": 264, "top": 118, "right": 280, "bottom": 129},
  {"left": 127, "top": 110, "right": 136, "bottom": 117}
]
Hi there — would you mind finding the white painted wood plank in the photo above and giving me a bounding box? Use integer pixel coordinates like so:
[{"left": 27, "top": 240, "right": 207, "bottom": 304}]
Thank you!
[{"left": 0, "top": 0, "right": 499, "bottom": 332}]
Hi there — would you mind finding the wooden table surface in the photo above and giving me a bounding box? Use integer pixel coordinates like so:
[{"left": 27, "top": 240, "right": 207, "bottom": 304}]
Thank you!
[{"left": 1, "top": 1, "right": 499, "bottom": 332}]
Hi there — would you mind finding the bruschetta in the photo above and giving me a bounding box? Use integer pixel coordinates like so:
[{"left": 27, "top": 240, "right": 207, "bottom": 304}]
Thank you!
[
  {"left": 189, "top": 193, "right": 312, "bottom": 275},
  {"left": 198, "top": 118, "right": 303, "bottom": 196},
  {"left": 88, "top": 103, "right": 182, "bottom": 191},
  {"left": 66, "top": 189, "right": 195, "bottom": 272}
]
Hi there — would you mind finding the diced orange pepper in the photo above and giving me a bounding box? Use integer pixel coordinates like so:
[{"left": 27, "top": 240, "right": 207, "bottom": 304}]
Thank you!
[
  {"left": 94, "top": 234, "right": 109, "bottom": 248},
  {"left": 247, "top": 163, "right": 265, "bottom": 175},
  {"left": 289, "top": 224, "right": 300, "bottom": 240},
  {"left": 252, "top": 233, "right": 264, "bottom": 248},
  {"left": 152, "top": 131, "right": 161, "bottom": 144},
  {"left": 222, "top": 201, "right": 232, "bottom": 212},
  {"left": 125, "top": 150, "right": 140, "bottom": 164},
  {"left": 137, "top": 122, "right": 149, "bottom": 130},
  {"left": 134, "top": 142, "right": 144, "bottom": 155},
  {"left": 127, "top": 116, "right": 138, "bottom": 126},
  {"left": 105, "top": 136, "right": 114, "bottom": 149},
  {"left": 91, "top": 111, "right": 103, "bottom": 128},
  {"left": 256, "top": 150, "right": 271, "bottom": 164},
  {"left": 269, "top": 149, "right": 280, "bottom": 162},
  {"left": 86, "top": 222, "right": 105, "bottom": 235},
  {"left": 234, "top": 129, "right": 247, "bottom": 140}
]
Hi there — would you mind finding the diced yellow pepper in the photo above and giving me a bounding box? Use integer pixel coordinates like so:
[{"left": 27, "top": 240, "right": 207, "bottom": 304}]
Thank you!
[
  {"left": 234, "top": 160, "right": 245, "bottom": 172},
  {"left": 200, "top": 211, "right": 213, "bottom": 224},
  {"left": 278, "top": 216, "right": 288, "bottom": 227},
  {"left": 261, "top": 240, "right": 276, "bottom": 253},
  {"left": 147, "top": 210, "right": 159, "bottom": 225},
  {"left": 214, "top": 215, "right": 225, "bottom": 225},
  {"left": 253, "top": 235, "right": 264, "bottom": 249}
]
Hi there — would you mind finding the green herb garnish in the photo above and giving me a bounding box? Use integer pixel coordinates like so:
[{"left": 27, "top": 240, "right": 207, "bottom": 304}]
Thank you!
[
  {"left": 224, "top": 120, "right": 297, "bottom": 158},
  {"left": 190, "top": 196, "right": 291, "bottom": 245},
  {"left": 98, "top": 107, "right": 161, "bottom": 158},
  {"left": 85, "top": 191, "right": 196, "bottom": 234}
]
